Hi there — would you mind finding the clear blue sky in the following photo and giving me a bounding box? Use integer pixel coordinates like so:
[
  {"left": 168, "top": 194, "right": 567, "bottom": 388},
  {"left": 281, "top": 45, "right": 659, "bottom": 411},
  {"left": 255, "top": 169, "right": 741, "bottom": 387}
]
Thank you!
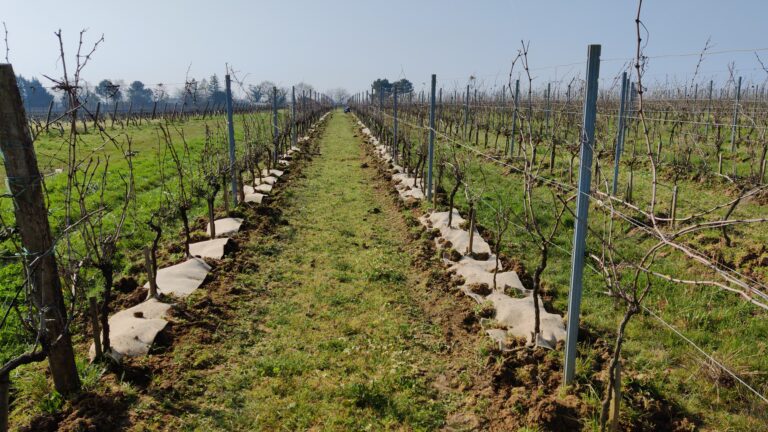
[{"left": 2, "top": 0, "right": 767, "bottom": 96}]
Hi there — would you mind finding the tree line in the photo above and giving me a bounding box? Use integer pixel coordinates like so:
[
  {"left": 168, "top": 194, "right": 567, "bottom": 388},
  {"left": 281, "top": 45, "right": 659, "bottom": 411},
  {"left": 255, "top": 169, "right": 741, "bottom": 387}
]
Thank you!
[{"left": 15, "top": 73, "right": 319, "bottom": 112}]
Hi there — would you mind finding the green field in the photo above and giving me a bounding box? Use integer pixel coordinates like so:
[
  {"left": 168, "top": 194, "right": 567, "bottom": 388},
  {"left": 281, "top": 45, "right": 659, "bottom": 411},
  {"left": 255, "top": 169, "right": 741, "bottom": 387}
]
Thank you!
[{"left": 2, "top": 104, "right": 767, "bottom": 431}]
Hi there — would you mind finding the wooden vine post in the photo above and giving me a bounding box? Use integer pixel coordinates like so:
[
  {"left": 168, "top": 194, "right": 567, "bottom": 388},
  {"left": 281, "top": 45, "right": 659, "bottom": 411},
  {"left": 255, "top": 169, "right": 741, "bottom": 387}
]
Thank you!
[{"left": 0, "top": 64, "right": 81, "bottom": 396}]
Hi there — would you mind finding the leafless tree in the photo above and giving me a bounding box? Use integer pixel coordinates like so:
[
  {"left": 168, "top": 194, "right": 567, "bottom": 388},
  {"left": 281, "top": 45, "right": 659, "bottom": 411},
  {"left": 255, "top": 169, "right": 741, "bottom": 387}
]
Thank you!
[{"left": 328, "top": 87, "right": 350, "bottom": 105}]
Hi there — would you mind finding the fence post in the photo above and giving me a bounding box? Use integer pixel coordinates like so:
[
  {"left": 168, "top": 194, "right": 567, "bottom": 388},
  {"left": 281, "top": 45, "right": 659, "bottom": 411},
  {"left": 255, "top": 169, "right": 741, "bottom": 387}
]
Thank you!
[
  {"left": 509, "top": 79, "right": 520, "bottom": 156},
  {"left": 612, "top": 72, "right": 629, "bottom": 196},
  {"left": 393, "top": 87, "right": 398, "bottom": 161},
  {"left": 0, "top": 64, "right": 81, "bottom": 395},
  {"left": 670, "top": 185, "right": 678, "bottom": 229},
  {"left": 438, "top": 87, "right": 443, "bottom": 126},
  {"left": 291, "top": 86, "right": 297, "bottom": 149},
  {"left": 44, "top": 100, "right": 54, "bottom": 132},
  {"left": 464, "top": 84, "right": 470, "bottom": 140},
  {"left": 704, "top": 80, "right": 713, "bottom": 139},
  {"left": 427, "top": 74, "right": 436, "bottom": 203},
  {"left": 224, "top": 74, "right": 238, "bottom": 206},
  {"left": 545, "top": 82, "right": 552, "bottom": 138},
  {"left": 88, "top": 296, "right": 102, "bottom": 360},
  {"left": 272, "top": 86, "right": 279, "bottom": 166},
  {"left": 730, "top": 76, "right": 742, "bottom": 153},
  {"left": 563, "top": 44, "right": 601, "bottom": 386},
  {"left": 143, "top": 246, "right": 158, "bottom": 299},
  {"left": 378, "top": 86, "right": 383, "bottom": 123},
  {"left": 693, "top": 83, "right": 699, "bottom": 115}
]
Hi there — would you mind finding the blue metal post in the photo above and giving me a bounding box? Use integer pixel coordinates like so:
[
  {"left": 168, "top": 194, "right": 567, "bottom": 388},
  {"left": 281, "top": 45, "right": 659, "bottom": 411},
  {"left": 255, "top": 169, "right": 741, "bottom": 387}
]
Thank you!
[
  {"left": 393, "top": 87, "right": 398, "bottom": 161},
  {"left": 272, "top": 86, "right": 279, "bottom": 167},
  {"left": 464, "top": 84, "right": 470, "bottom": 140},
  {"left": 693, "top": 83, "right": 699, "bottom": 114},
  {"left": 378, "top": 86, "right": 383, "bottom": 124},
  {"left": 563, "top": 44, "right": 601, "bottom": 386},
  {"left": 612, "top": 72, "right": 628, "bottom": 195},
  {"left": 291, "top": 86, "right": 296, "bottom": 148},
  {"left": 438, "top": 88, "right": 443, "bottom": 125},
  {"left": 704, "top": 80, "right": 713, "bottom": 139},
  {"left": 224, "top": 74, "right": 238, "bottom": 206},
  {"left": 545, "top": 82, "right": 551, "bottom": 138},
  {"left": 509, "top": 79, "right": 520, "bottom": 156},
  {"left": 427, "top": 74, "right": 437, "bottom": 202},
  {"left": 730, "top": 76, "right": 742, "bottom": 152}
]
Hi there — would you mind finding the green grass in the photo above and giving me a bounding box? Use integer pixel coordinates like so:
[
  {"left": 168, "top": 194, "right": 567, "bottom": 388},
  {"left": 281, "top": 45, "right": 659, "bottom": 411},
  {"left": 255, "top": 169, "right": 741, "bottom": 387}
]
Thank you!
[
  {"left": 459, "top": 141, "right": 767, "bottom": 430},
  {"left": 126, "top": 112, "right": 469, "bottom": 431},
  {"left": 0, "top": 112, "right": 284, "bottom": 364},
  {"left": 361, "top": 106, "right": 768, "bottom": 429},
  {"left": 6, "top": 105, "right": 765, "bottom": 430},
  {"left": 0, "top": 111, "right": 294, "bottom": 429}
]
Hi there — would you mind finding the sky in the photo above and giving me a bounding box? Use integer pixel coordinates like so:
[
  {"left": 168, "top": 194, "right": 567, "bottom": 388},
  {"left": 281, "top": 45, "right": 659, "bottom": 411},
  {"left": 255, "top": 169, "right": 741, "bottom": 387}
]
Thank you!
[{"left": 2, "top": 0, "right": 767, "bottom": 97}]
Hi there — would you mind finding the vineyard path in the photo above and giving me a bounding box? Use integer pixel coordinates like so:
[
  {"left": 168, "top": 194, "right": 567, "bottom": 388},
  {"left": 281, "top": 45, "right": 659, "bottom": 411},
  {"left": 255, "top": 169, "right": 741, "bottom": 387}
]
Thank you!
[{"left": 133, "top": 111, "right": 486, "bottom": 431}]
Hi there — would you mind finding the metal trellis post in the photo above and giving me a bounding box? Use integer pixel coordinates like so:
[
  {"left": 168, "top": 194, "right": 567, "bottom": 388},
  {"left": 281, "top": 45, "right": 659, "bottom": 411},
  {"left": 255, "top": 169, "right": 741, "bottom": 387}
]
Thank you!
[
  {"left": 509, "top": 79, "right": 520, "bottom": 156},
  {"left": 464, "top": 84, "right": 470, "bottom": 140},
  {"left": 225, "top": 74, "right": 238, "bottom": 206},
  {"left": 291, "top": 86, "right": 297, "bottom": 148},
  {"left": 704, "top": 80, "right": 713, "bottom": 139},
  {"left": 730, "top": 76, "right": 742, "bottom": 153},
  {"left": 612, "top": 72, "right": 628, "bottom": 196},
  {"left": 272, "top": 86, "right": 279, "bottom": 167},
  {"left": 393, "top": 87, "right": 398, "bottom": 162},
  {"left": 563, "top": 44, "right": 601, "bottom": 386},
  {"left": 427, "top": 74, "right": 436, "bottom": 202}
]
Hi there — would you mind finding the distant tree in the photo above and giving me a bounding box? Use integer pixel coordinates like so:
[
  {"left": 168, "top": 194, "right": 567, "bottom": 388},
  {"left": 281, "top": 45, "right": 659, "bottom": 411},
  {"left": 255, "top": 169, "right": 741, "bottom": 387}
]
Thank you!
[
  {"left": 208, "top": 74, "right": 226, "bottom": 105},
  {"left": 153, "top": 83, "right": 168, "bottom": 103},
  {"left": 392, "top": 78, "right": 414, "bottom": 95},
  {"left": 15, "top": 75, "right": 28, "bottom": 97},
  {"left": 294, "top": 82, "right": 314, "bottom": 99},
  {"left": 254, "top": 81, "right": 287, "bottom": 106},
  {"left": 79, "top": 82, "right": 99, "bottom": 109},
  {"left": 197, "top": 78, "right": 210, "bottom": 102},
  {"left": 16, "top": 75, "right": 54, "bottom": 109},
  {"left": 208, "top": 74, "right": 220, "bottom": 94},
  {"left": 127, "top": 80, "right": 153, "bottom": 107},
  {"left": 371, "top": 78, "right": 392, "bottom": 99},
  {"left": 95, "top": 79, "right": 122, "bottom": 103},
  {"left": 181, "top": 78, "right": 200, "bottom": 105},
  {"left": 370, "top": 78, "right": 413, "bottom": 99},
  {"left": 275, "top": 87, "right": 288, "bottom": 106},
  {"left": 247, "top": 84, "right": 264, "bottom": 103},
  {"left": 57, "top": 92, "right": 69, "bottom": 110},
  {"left": 254, "top": 80, "right": 275, "bottom": 100},
  {"left": 328, "top": 87, "right": 350, "bottom": 104}
]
